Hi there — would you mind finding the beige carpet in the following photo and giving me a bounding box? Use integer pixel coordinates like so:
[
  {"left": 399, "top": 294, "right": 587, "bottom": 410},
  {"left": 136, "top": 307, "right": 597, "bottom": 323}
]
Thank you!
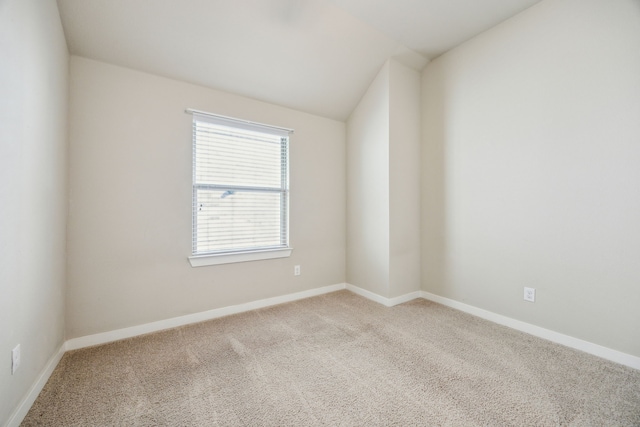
[{"left": 23, "top": 291, "right": 640, "bottom": 426}]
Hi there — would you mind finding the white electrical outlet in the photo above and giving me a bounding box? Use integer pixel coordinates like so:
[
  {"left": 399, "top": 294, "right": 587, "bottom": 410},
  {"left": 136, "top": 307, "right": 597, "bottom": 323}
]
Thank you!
[
  {"left": 12, "top": 344, "right": 20, "bottom": 374},
  {"left": 524, "top": 287, "right": 535, "bottom": 302},
  {"left": 294, "top": 265, "right": 301, "bottom": 276}
]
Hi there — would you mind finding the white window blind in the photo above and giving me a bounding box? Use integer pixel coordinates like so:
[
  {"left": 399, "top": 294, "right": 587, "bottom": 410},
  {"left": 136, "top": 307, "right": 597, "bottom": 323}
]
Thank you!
[{"left": 190, "top": 110, "right": 291, "bottom": 260}]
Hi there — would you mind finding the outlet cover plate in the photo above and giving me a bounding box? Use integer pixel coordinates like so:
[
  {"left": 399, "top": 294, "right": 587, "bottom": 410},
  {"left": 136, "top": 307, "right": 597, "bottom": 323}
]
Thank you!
[
  {"left": 12, "top": 344, "right": 20, "bottom": 374},
  {"left": 524, "top": 287, "right": 535, "bottom": 302}
]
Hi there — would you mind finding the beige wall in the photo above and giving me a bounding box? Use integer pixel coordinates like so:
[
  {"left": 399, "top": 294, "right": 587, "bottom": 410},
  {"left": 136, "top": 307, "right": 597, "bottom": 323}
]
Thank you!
[
  {"left": 0, "top": 0, "right": 69, "bottom": 423},
  {"left": 422, "top": 0, "right": 640, "bottom": 357},
  {"left": 389, "top": 60, "right": 421, "bottom": 298},
  {"left": 346, "top": 63, "right": 390, "bottom": 296},
  {"left": 347, "top": 60, "right": 421, "bottom": 298},
  {"left": 66, "top": 57, "right": 346, "bottom": 339}
]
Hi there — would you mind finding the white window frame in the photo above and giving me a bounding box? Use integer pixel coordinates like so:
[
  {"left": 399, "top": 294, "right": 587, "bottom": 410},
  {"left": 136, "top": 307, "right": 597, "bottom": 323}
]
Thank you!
[{"left": 187, "top": 109, "right": 293, "bottom": 267}]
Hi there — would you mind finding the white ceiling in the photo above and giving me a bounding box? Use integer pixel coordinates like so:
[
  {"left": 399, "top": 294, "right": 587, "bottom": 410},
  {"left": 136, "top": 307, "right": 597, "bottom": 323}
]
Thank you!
[{"left": 57, "top": 0, "right": 542, "bottom": 121}]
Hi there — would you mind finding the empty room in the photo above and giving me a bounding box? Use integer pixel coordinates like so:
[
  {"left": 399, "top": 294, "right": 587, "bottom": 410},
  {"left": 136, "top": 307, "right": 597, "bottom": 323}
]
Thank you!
[{"left": 2, "top": 0, "right": 639, "bottom": 425}]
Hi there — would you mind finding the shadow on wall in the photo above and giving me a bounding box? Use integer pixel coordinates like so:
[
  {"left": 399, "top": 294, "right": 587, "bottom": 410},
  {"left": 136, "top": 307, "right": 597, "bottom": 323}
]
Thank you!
[{"left": 421, "top": 60, "right": 449, "bottom": 297}]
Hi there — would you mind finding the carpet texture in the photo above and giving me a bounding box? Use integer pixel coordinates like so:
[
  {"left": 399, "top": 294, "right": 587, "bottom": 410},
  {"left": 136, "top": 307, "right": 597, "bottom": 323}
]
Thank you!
[{"left": 22, "top": 291, "right": 640, "bottom": 426}]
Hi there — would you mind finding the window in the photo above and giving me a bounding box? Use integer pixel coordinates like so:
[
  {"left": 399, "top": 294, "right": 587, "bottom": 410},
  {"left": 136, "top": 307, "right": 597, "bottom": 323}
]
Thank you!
[{"left": 187, "top": 110, "right": 293, "bottom": 267}]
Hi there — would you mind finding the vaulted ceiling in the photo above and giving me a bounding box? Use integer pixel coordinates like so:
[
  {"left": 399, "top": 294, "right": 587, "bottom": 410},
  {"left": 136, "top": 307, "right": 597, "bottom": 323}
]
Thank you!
[{"left": 57, "top": 0, "right": 542, "bottom": 120}]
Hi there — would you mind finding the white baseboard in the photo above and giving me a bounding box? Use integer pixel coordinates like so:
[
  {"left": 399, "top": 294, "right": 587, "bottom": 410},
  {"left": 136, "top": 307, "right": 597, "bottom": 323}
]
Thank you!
[
  {"left": 6, "top": 343, "right": 65, "bottom": 427},
  {"left": 345, "top": 283, "right": 421, "bottom": 307},
  {"left": 390, "top": 290, "right": 423, "bottom": 306},
  {"left": 420, "top": 291, "right": 640, "bottom": 371},
  {"left": 66, "top": 283, "right": 347, "bottom": 351}
]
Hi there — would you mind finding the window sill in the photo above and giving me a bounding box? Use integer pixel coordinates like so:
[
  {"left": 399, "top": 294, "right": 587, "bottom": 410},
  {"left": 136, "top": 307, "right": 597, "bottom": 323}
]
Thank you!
[{"left": 188, "top": 247, "right": 293, "bottom": 267}]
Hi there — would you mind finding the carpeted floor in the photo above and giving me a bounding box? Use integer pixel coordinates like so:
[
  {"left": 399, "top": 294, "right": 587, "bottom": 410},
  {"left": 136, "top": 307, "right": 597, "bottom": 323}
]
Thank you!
[{"left": 22, "top": 290, "right": 640, "bottom": 426}]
